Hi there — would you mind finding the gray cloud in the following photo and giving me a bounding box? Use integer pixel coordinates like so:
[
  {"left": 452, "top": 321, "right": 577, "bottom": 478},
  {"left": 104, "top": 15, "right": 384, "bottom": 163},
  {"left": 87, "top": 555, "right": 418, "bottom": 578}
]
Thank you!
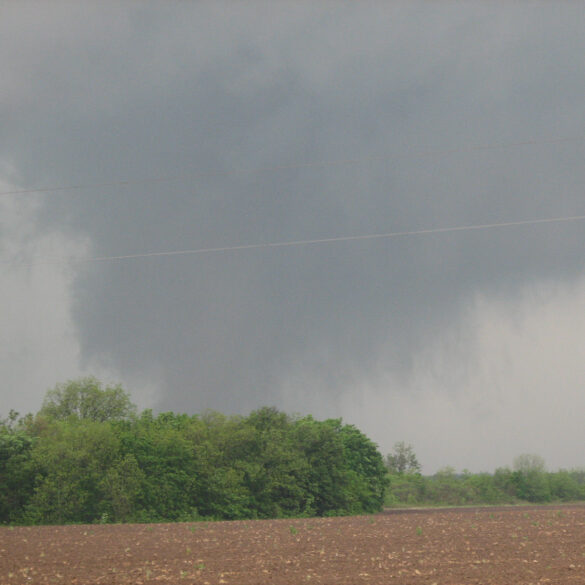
[{"left": 2, "top": 3, "right": 585, "bottom": 471}]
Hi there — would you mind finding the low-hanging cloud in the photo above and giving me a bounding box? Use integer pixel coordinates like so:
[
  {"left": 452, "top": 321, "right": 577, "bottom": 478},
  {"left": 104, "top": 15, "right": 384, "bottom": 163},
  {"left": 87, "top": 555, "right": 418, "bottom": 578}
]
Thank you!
[
  {"left": 341, "top": 278, "right": 585, "bottom": 473},
  {"left": 2, "top": 3, "right": 585, "bottom": 471}
]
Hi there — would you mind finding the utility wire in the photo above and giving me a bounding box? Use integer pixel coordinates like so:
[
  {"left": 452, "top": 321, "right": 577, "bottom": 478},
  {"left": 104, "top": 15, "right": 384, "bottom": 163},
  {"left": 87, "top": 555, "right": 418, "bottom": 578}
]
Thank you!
[
  {"left": 1, "top": 135, "right": 581, "bottom": 197},
  {"left": 8, "top": 213, "right": 585, "bottom": 266}
]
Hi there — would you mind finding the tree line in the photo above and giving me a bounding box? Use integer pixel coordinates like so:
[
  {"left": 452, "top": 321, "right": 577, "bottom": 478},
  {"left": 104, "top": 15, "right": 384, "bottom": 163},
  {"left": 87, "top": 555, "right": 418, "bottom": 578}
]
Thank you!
[
  {"left": 4, "top": 378, "right": 585, "bottom": 526},
  {"left": 0, "top": 378, "right": 388, "bottom": 525},
  {"left": 385, "top": 443, "right": 585, "bottom": 507}
]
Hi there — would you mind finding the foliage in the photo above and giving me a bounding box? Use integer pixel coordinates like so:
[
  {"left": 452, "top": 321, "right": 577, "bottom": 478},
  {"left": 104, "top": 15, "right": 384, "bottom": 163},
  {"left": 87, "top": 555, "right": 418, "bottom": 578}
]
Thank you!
[
  {"left": 338, "top": 423, "right": 389, "bottom": 513},
  {"left": 23, "top": 420, "right": 120, "bottom": 524},
  {"left": 385, "top": 452, "right": 585, "bottom": 508},
  {"left": 385, "top": 442, "right": 421, "bottom": 475},
  {"left": 1, "top": 379, "right": 388, "bottom": 524},
  {"left": 510, "top": 454, "right": 550, "bottom": 503},
  {"left": 0, "top": 411, "right": 35, "bottom": 523},
  {"left": 39, "top": 377, "right": 136, "bottom": 423},
  {"left": 8, "top": 379, "right": 585, "bottom": 525},
  {"left": 514, "top": 454, "right": 546, "bottom": 474}
]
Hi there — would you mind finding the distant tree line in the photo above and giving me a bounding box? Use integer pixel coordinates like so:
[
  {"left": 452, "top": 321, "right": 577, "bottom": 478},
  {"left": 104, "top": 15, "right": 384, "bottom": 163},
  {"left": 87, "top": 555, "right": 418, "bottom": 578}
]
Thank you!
[
  {"left": 385, "top": 443, "right": 585, "bottom": 507},
  {"left": 0, "top": 378, "right": 388, "bottom": 525}
]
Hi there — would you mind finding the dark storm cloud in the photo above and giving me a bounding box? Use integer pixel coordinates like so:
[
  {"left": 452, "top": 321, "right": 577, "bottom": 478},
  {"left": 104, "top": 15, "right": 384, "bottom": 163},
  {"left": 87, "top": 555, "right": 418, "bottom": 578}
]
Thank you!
[{"left": 2, "top": 2, "right": 585, "bottom": 426}]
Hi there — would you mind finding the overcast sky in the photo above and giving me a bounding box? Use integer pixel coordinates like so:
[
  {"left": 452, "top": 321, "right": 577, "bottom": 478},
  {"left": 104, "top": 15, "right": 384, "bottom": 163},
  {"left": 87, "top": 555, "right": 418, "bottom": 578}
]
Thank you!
[{"left": 2, "top": 3, "right": 585, "bottom": 473}]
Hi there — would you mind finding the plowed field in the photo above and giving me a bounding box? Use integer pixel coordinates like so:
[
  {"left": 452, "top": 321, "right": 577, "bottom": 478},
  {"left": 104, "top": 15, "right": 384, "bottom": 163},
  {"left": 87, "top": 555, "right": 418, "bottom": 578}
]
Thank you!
[{"left": 2, "top": 505, "right": 585, "bottom": 584}]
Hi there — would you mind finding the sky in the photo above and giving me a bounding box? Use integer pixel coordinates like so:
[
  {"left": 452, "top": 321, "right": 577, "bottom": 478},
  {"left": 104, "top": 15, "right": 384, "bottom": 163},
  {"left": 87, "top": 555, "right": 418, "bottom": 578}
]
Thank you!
[{"left": 2, "top": 2, "right": 585, "bottom": 473}]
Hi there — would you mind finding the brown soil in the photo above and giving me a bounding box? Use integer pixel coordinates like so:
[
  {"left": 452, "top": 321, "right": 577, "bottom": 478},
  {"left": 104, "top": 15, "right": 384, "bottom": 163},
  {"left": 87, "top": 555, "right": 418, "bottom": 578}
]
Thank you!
[{"left": 2, "top": 505, "right": 585, "bottom": 584}]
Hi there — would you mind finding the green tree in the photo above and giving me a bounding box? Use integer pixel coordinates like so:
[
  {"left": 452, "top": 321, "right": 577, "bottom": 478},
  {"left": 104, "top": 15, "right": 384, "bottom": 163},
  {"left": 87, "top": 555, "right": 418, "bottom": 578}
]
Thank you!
[
  {"left": 24, "top": 420, "right": 120, "bottom": 524},
  {"left": 514, "top": 454, "right": 546, "bottom": 474},
  {"left": 549, "top": 470, "right": 585, "bottom": 502},
  {"left": 463, "top": 472, "right": 510, "bottom": 504},
  {"left": 0, "top": 411, "right": 35, "bottom": 523},
  {"left": 292, "top": 417, "right": 348, "bottom": 516},
  {"left": 386, "top": 442, "right": 421, "bottom": 475},
  {"left": 189, "top": 411, "right": 255, "bottom": 519},
  {"left": 39, "top": 377, "right": 136, "bottom": 422},
  {"left": 493, "top": 467, "right": 518, "bottom": 500},
  {"left": 240, "top": 408, "right": 309, "bottom": 518},
  {"left": 101, "top": 453, "right": 145, "bottom": 522},
  {"left": 512, "top": 454, "right": 550, "bottom": 503},
  {"left": 385, "top": 472, "right": 426, "bottom": 506},
  {"left": 338, "top": 424, "right": 388, "bottom": 513},
  {"left": 118, "top": 411, "right": 199, "bottom": 522},
  {"left": 426, "top": 467, "right": 463, "bottom": 505}
]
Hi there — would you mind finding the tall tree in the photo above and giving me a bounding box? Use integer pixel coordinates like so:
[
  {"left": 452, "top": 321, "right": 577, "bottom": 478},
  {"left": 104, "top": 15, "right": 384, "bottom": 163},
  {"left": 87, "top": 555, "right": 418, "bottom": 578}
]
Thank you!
[
  {"left": 512, "top": 454, "right": 550, "bottom": 503},
  {"left": 39, "top": 377, "right": 136, "bottom": 422},
  {"left": 386, "top": 442, "right": 421, "bottom": 475},
  {"left": 513, "top": 454, "right": 546, "bottom": 473}
]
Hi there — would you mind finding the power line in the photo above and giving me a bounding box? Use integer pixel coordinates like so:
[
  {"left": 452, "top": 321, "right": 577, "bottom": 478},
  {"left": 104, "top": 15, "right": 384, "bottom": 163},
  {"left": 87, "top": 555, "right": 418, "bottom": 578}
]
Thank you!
[
  {"left": 1, "top": 135, "right": 581, "bottom": 197},
  {"left": 8, "top": 213, "right": 585, "bottom": 266}
]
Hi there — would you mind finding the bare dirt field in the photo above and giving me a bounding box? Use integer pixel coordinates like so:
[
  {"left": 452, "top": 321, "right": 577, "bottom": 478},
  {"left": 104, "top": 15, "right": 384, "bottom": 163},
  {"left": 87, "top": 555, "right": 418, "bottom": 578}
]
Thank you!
[{"left": 2, "top": 505, "right": 585, "bottom": 584}]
